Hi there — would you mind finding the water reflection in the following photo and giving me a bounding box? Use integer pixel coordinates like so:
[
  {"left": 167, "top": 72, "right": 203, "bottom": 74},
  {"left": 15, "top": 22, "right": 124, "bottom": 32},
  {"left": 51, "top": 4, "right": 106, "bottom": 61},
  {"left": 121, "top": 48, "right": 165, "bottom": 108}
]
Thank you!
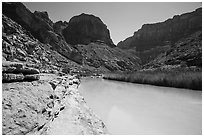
[{"left": 79, "top": 78, "right": 202, "bottom": 135}]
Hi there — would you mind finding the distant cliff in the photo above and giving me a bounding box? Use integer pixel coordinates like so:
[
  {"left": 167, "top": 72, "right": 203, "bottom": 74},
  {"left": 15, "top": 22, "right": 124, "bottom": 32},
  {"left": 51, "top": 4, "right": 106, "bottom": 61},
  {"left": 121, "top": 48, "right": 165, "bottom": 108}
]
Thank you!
[
  {"left": 118, "top": 8, "right": 202, "bottom": 51},
  {"left": 63, "top": 13, "right": 115, "bottom": 47},
  {"left": 144, "top": 30, "right": 202, "bottom": 69}
]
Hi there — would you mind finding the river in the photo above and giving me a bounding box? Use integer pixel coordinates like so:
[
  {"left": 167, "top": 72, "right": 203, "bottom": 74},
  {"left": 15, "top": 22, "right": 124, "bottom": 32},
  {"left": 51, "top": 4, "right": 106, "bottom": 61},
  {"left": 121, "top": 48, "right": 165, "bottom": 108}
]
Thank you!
[{"left": 78, "top": 78, "right": 202, "bottom": 135}]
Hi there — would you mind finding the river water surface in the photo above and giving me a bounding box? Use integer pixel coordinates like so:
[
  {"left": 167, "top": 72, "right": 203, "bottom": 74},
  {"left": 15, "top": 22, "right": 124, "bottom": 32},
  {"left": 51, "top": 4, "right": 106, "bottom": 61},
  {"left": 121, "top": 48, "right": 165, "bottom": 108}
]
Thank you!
[{"left": 78, "top": 78, "right": 202, "bottom": 135}]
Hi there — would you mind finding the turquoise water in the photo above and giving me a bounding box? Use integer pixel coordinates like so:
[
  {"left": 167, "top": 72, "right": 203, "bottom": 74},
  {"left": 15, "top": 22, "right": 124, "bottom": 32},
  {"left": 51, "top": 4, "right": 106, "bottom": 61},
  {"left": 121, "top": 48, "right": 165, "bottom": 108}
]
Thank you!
[{"left": 79, "top": 78, "right": 202, "bottom": 135}]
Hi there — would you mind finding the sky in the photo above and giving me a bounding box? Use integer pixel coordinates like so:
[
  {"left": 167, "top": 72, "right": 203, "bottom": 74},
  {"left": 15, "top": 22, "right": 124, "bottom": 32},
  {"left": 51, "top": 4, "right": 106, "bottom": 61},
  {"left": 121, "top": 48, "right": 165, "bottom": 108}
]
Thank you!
[{"left": 23, "top": 2, "right": 201, "bottom": 45}]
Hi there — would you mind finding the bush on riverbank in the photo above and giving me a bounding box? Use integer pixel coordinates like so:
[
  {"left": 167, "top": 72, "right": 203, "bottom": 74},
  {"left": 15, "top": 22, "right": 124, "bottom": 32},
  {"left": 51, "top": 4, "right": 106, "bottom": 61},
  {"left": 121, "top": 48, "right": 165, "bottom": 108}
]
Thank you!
[{"left": 103, "top": 69, "right": 202, "bottom": 90}]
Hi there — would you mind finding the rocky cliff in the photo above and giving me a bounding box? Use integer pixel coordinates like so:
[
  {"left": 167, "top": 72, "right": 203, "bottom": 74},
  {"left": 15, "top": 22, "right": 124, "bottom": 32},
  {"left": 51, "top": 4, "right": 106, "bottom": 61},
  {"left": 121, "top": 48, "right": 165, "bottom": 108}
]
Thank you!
[
  {"left": 144, "top": 30, "right": 202, "bottom": 69},
  {"left": 76, "top": 43, "right": 140, "bottom": 72},
  {"left": 117, "top": 8, "right": 202, "bottom": 64},
  {"left": 2, "top": 2, "right": 83, "bottom": 64},
  {"left": 3, "top": 2, "right": 140, "bottom": 73},
  {"left": 118, "top": 8, "right": 202, "bottom": 51},
  {"left": 2, "top": 13, "right": 83, "bottom": 74},
  {"left": 53, "top": 21, "right": 69, "bottom": 36},
  {"left": 63, "top": 13, "right": 115, "bottom": 47}
]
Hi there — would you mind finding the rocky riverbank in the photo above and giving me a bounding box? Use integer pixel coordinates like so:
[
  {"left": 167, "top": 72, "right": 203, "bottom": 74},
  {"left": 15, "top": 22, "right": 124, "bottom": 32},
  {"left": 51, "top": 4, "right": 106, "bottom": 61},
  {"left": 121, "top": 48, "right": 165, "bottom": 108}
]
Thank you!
[{"left": 2, "top": 72, "right": 108, "bottom": 135}]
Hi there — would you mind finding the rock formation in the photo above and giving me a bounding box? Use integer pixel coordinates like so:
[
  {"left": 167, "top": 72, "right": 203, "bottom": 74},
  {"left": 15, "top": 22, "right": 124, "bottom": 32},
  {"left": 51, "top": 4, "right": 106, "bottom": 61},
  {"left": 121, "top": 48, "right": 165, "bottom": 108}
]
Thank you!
[
  {"left": 144, "top": 30, "right": 202, "bottom": 69},
  {"left": 34, "top": 11, "right": 53, "bottom": 28},
  {"left": 2, "top": 2, "right": 82, "bottom": 64},
  {"left": 76, "top": 43, "right": 141, "bottom": 72},
  {"left": 2, "top": 12, "right": 139, "bottom": 75},
  {"left": 117, "top": 8, "right": 202, "bottom": 64},
  {"left": 2, "top": 2, "right": 52, "bottom": 43},
  {"left": 62, "top": 13, "right": 115, "bottom": 47},
  {"left": 118, "top": 8, "right": 202, "bottom": 51},
  {"left": 2, "top": 74, "right": 108, "bottom": 135},
  {"left": 2, "top": 2, "right": 141, "bottom": 135},
  {"left": 53, "top": 21, "right": 68, "bottom": 36},
  {"left": 2, "top": 13, "right": 82, "bottom": 74},
  {"left": 2, "top": 61, "right": 40, "bottom": 82},
  {"left": 3, "top": 2, "right": 140, "bottom": 72}
]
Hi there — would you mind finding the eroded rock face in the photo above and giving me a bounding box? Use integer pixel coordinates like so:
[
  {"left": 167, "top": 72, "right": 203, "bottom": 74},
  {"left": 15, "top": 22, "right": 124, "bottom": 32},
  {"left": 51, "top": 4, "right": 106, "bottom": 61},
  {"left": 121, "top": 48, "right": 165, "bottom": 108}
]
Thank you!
[
  {"left": 2, "top": 2, "right": 141, "bottom": 74},
  {"left": 2, "top": 14, "right": 82, "bottom": 73},
  {"left": 2, "top": 61, "right": 40, "bottom": 82},
  {"left": 63, "top": 13, "right": 115, "bottom": 47},
  {"left": 34, "top": 11, "right": 53, "bottom": 27},
  {"left": 144, "top": 31, "right": 202, "bottom": 69},
  {"left": 76, "top": 43, "right": 141, "bottom": 72},
  {"left": 53, "top": 21, "right": 68, "bottom": 36},
  {"left": 118, "top": 8, "right": 202, "bottom": 51},
  {"left": 2, "top": 2, "right": 82, "bottom": 64},
  {"left": 2, "top": 2, "right": 52, "bottom": 43}
]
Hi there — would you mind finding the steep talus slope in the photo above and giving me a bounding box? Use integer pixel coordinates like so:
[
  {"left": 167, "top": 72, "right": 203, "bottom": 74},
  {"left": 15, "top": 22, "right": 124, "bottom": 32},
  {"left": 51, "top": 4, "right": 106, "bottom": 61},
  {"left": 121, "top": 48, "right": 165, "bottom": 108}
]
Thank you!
[
  {"left": 117, "top": 8, "right": 202, "bottom": 64},
  {"left": 144, "top": 30, "right": 202, "bottom": 69},
  {"left": 63, "top": 13, "right": 115, "bottom": 47}
]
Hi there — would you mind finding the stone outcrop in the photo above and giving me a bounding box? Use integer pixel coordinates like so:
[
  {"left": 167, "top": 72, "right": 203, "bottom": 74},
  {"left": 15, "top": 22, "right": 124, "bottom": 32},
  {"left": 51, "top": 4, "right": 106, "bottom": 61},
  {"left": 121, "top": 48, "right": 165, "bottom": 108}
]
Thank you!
[
  {"left": 118, "top": 8, "right": 202, "bottom": 51},
  {"left": 34, "top": 11, "right": 53, "bottom": 28},
  {"left": 2, "top": 74, "right": 108, "bottom": 135},
  {"left": 2, "top": 61, "right": 40, "bottom": 82},
  {"left": 62, "top": 13, "right": 115, "bottom": 47}
]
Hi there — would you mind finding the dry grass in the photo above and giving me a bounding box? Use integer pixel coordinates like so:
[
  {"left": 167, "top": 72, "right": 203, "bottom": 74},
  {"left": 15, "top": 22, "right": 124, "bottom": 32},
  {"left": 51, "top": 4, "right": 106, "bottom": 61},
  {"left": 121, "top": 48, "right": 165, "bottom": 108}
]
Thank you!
[{"left": 103, "top": 70, "right": 202, "bottom": 90}]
